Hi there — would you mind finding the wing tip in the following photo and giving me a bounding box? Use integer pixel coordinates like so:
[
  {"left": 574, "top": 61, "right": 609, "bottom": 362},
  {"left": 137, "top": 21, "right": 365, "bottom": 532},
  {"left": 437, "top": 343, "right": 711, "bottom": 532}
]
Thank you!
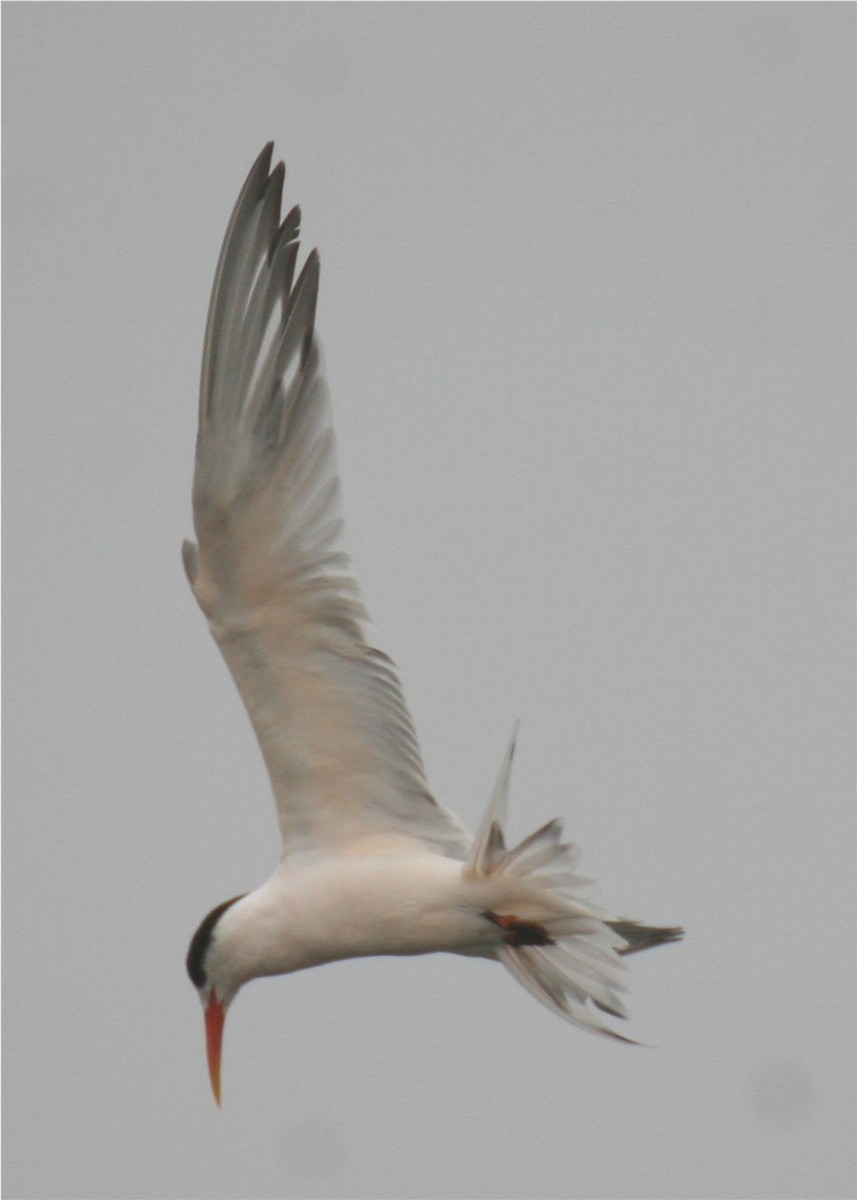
[
  {"left": 182, "top": 539, "right": 199, "bottom": 586},
  {"left": 257, "top": 140, "right": 275, "bottom": 170}
]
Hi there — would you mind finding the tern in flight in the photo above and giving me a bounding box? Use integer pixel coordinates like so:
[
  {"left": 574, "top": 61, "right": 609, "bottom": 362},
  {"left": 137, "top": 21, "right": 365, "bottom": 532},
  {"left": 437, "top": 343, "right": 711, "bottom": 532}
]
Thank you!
[{"left": 184, "top": 144, "right": 682, "bottom": 1104}]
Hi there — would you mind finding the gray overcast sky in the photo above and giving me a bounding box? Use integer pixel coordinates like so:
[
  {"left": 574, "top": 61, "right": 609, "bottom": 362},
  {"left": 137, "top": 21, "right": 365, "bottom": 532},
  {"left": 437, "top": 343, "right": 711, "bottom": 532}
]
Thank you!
[{"left": 4, "top": 4, "right": 854, "bottom": 1198}]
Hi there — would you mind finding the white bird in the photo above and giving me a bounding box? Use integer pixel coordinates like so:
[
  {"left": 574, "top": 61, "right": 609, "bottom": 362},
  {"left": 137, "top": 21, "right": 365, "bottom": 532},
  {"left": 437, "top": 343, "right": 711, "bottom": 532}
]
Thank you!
[{"left": 184, "top": 144, "right": 682, "bottom": 1104}]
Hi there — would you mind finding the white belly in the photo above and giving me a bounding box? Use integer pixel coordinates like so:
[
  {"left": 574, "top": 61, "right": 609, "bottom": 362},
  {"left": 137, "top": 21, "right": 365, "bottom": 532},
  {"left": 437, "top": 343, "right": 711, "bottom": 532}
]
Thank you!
[{"left": 227, "top": 851, "right": 498, "bottom": 983}]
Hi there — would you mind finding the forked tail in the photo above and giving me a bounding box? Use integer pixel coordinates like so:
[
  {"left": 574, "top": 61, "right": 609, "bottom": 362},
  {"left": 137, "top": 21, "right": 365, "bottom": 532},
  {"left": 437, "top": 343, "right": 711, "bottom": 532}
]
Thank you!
[{"left": 465, "top": 727, "right": 683, "bottom": 1042}]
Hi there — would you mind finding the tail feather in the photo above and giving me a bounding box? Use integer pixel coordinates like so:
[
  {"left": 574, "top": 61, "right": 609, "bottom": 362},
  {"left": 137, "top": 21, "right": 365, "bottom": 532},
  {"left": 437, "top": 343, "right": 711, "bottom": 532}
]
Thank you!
[
  {"left": 465, "top": 722, "right": 517, "bottom": 877},
  {"left": 469, "top": 728, "right": 682, "bottom": 1042},
  {"left": 499, "top": 817, "right": 563, "bottom": 869},
  {"left": 609, "top": 920, "right": 685, "bottom": 956},
  {"left": 500, "top": 945, "right": 636, "bottom": 1043}
]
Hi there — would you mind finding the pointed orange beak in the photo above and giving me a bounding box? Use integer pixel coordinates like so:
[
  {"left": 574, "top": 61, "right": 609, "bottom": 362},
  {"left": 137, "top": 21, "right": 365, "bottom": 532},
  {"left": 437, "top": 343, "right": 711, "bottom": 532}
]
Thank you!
[{"left": 204, "top": 990, "right": 225, "bottom": 1106}]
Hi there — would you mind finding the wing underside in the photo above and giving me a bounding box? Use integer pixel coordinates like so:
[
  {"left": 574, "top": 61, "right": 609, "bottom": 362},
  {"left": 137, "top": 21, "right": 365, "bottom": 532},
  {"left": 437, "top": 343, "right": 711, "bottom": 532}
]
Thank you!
[{"left": 185, "top": 144, "right": 470, "bottom": 860}]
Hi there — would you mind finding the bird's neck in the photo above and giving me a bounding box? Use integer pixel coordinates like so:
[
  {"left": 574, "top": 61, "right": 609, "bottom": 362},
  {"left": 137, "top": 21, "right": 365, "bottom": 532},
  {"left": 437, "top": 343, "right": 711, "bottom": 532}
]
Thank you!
[{"left": 206, "top": 881, "right": 307, "bottom": 996}]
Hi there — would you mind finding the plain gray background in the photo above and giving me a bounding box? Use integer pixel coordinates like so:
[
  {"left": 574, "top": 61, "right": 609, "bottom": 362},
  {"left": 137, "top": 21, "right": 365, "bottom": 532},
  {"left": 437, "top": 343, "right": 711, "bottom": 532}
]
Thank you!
[{"left": 4, "top": 4, "right": 854, "bottom": 1199}]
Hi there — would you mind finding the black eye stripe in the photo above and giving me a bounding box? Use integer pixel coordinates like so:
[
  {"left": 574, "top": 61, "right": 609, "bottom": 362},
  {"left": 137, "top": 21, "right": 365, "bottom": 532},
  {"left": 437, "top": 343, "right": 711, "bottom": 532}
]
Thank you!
[{"left": 186, "top": 894, "right": 246, "bottom": 987}]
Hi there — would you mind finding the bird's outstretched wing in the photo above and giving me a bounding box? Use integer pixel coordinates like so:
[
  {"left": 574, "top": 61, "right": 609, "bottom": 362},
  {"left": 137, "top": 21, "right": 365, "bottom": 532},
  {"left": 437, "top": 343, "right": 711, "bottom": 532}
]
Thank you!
[{"left": 184, "top": 144, "right": 470, "bottom": 861}]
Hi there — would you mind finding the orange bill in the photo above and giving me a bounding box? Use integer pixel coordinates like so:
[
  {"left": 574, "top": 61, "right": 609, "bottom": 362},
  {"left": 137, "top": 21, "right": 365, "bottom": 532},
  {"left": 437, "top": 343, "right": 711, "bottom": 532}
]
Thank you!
[{"left": 204, "top": 991, "right": 225, "bottom": 1106}]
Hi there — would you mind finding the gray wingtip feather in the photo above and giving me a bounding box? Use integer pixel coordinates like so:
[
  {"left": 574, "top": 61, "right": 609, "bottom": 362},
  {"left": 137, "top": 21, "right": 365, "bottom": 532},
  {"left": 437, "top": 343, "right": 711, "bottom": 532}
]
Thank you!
[
  {"left": 199, "top": 143, "right": 277, "bottom": 419},
  {"left": 182, "top": 538, "right": 199, "bottom": 586}
]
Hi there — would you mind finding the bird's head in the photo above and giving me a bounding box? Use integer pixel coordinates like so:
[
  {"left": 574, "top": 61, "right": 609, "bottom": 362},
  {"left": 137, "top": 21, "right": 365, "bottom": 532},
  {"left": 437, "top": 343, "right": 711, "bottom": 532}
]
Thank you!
[{"left": 186, "top": 894, "right": 247, "bottom": 1105}]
